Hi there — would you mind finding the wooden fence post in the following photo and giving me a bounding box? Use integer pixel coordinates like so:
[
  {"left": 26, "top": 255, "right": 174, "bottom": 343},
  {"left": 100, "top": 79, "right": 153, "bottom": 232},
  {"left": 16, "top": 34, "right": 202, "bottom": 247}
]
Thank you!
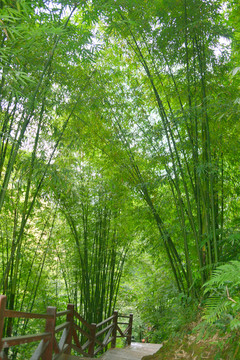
[
  {"left": 65, "top": 304, "right": 74, "bottom": 354},
  {"left": 88, "top": 323, "right": 96, "bottom": 356},
  {"left": 42, "top": 306, "right": 56, "bottom": 360},
  {"left": 127, "top": 313, "right": 133, "bottom": 346},
  {"left": 0, "top": 296, "right": 7, "bottom": 358},
  {"left": 111, "top": 310, "right": 118, "bottom": 349}
]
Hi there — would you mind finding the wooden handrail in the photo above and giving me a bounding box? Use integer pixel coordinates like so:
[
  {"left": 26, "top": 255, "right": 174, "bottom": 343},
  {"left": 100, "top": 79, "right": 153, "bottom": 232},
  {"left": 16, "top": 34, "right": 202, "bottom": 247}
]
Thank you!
[
  {"left": 4, "top": 310, "right": 54, "bottom": 320},
  {"left": 118, "top": 314, "right": 131, "bottom": 318},
  {"left": 56, "top": 310, "right": 71, "bottom": 317},
  {"left": 55, "top": 321, "right": 70, "bottom": 333},
  {"left": 0, "top": 295, "right": 133, "bottom": 359},
  {"left": 1, "top": 332, "right": 51, "bottom": 348},
  {"left": 96, "top": 323, "right": 113, "bottom": 338},
  {"left": 96, "top": 314, "right": 115, "bottom": 328}
]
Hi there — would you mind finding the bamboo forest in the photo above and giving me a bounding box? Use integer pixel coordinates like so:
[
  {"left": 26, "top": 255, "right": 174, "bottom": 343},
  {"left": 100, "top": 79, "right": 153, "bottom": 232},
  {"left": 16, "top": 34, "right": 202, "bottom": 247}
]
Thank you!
[{"left": 0, "top": 0, "right": 240, "bottom": 359}]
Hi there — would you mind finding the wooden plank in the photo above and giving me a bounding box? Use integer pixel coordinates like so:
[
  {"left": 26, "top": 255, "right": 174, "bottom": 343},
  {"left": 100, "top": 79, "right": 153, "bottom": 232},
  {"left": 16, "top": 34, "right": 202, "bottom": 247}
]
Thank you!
[
  {"left": 106, "top": 336, "right": 114, "bottom": 346},
  {"left": 2, "top": 332, "right": 51, "bottom": 348},
  {"left": 96, "top": 323, "right": 113, "bottom": 338},
  {"left": 94, "top": 337, "right": 114, "bottom": 356},
  {"left": 96, "top": 336, "right": 114, "bottom": 355},
  {"left": 72, "top": 327, "right": 82, "bottom": 350},
  {"left": 65, "top": 304, "right": 74, "bottom": 355},
  {"left": 123, "top": 326, "right": 130, "bottom": 335},
  {"left": 111, "top": 311, "right": 118, "bottom": 349},
  {"left": 127, "top": 314, "right": 133, "bottom": 345},
  {"left": 4, "top": 310, "right": 53, "bottom": 320},
  {"left": 88, "top": 323, "right": 96, "bottom": 356},
  {"left": 0, "top": 295, "right": 7, "bottom": 353},
  {"left": 58, "top": 328, "right": 69, "bottom": 351},
  {"left": 116, "top": 325, "right": 125, "bottom": 338},
  {"left": 81, "top": 339, "right": 91, "bottom": 351},
  {"left": 96, "top": 315, "right": 114, "bottom": 329},
  {"left": 73, "top": 311, "right": 91, "bottom": 330},
  {"left": 94, "top": 345, "right": 102, "bottom": 355},
  {"left": 55, "top": 322, "right": 70, "bottom": 333},
  {"left": 42, "top": 306, "right": 56, "bottom": 360},
  {"left": 53, "top": 337, "right": 60, "bottom": 354},
  {"left": 30, "top": 339, "right": 49, "bottom": 360},
  {"left": 74, "top": 323, "right": 91, "bottom": 340},
  {"left": 102, "top": 327, "right": 113, "bottom": 347},
  {"left": 56, "top": 310, "right": 71, "bottom": 318},
  {"left": 62, "top": 343, "right": 71, "bottom": 353}
]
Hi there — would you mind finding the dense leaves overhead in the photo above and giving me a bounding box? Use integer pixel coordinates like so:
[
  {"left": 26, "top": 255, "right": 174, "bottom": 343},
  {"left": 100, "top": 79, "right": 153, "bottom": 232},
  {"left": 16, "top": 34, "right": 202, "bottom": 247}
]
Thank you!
[{"left": 0, "top": 0, "right": 239, "bottom": 357}]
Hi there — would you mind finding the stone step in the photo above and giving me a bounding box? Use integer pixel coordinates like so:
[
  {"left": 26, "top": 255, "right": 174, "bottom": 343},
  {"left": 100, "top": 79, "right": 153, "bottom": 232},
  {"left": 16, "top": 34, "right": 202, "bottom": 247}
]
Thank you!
[
  {"left": 57, "top": 343, "right": 162, "bottom": 360},
  {"left": 100, "top": 343, "right": 162, "bottom": 360}
]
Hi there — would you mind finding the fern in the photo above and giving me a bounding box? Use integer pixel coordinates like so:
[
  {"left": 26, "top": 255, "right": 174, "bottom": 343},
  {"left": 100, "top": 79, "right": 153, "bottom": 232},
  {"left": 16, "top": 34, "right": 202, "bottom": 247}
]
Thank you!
[
  {"left": 203, "top": 261, "right": 240, "bottom": 324},
  {"left": 204, "top": 261, "right": 240, "bottom": 289},
  {"left": 203, "top": 298, "right": 231, "bottom": 323}
]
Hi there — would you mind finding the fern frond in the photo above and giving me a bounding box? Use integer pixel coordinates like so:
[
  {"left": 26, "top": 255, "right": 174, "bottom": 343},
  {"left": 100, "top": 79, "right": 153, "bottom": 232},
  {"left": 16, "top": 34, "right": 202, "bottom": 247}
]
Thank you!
[
  {"left": 204, "top": 261, "right": 240, "bottom": 292},
  {"left": 203, "top": 297, "right": 230, "bottom": 324},
  {"left": 203, "top": 261, "right": 240, "bottom": 324}
]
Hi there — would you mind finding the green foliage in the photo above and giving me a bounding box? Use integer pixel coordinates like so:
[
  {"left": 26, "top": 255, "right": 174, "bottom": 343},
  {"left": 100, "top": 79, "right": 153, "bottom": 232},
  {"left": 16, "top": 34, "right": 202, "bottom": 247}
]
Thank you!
[
  {"left": 204, "top": 261, "right": 240, "bottom": 289},
  {"left": 46, "top": 146, "right": 134, "bottom": 324},
  {"left": 0, "top": 1, "right": 240, "bottom": 358},
  {"left": 80, "top": 0, "right": 240, "bottom": 297},
  {"left": 203, "top": 261, "right": 240, "bottom": 336},
  {"left": 117, "top": 250, "right": 198, "bottom": 343}
]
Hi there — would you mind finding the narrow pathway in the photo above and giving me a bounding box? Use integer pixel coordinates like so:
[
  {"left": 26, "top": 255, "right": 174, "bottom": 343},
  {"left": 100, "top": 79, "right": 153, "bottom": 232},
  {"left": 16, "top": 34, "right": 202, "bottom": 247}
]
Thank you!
[
  {"left": 100, "top": 343, "right": 162, "bottom": 360},
  {"left": 59, "top": 342, "right": 162, "bottom": 360}
]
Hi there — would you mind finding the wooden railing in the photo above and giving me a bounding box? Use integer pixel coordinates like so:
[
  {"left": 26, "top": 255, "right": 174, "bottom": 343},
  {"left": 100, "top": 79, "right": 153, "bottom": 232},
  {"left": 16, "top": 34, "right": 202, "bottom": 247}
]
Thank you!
[{"left": 0, "top": 295, "right": 133, "bottom": 359}]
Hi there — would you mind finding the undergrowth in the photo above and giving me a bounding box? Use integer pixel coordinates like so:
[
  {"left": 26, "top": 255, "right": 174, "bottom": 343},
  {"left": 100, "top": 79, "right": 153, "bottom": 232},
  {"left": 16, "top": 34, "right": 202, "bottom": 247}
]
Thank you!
[{"left": 143, "top": 261, "right": 240, "bottom": 359}]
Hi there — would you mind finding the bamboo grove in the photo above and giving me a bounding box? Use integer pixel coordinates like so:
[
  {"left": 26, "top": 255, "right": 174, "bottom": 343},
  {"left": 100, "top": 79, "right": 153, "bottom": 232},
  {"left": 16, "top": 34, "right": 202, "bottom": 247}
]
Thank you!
[
  {"left": 78, "top": 0, "right": 239, "bottom": 296},
  {"left": 0, "top": 0, "right": 129, "bottom": 353},
  {"left": 0, "top": 0, "right": 240, "bottom": 357}
]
